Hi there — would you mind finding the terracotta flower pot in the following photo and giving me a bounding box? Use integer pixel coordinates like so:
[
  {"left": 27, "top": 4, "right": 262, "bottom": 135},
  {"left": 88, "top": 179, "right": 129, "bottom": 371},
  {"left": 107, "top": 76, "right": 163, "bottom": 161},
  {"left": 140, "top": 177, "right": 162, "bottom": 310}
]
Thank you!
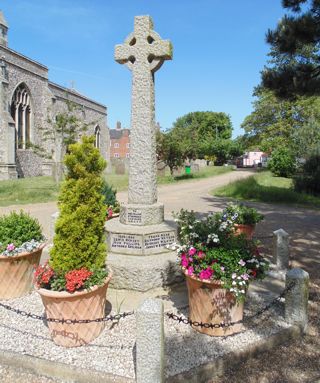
[
  {"left": 0, "top": 245, "right": 44, "bottom": 300},
  {"left": 37, "top": 271, "right": 112, "bottom": 348},
  {"left": 234, "top": 223, "right": 255, "bottom": 239},
  {"left": 185, "top": 273, "right": 244, "bottom": 336}
]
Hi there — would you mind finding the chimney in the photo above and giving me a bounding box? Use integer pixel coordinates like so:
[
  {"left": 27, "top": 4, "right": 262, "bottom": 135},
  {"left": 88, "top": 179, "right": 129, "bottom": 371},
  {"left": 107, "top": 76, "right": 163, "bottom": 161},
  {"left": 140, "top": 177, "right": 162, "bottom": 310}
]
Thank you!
[{"left": 116, "top": 121, "right": 121, "bottom": 130}]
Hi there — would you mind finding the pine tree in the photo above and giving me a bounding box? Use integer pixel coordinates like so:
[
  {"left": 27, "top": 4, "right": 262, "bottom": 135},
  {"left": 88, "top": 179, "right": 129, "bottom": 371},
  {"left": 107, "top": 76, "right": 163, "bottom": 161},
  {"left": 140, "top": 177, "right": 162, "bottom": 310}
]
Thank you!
[{"left": 262, "top": 0, "right": 320, "bottom": 98}]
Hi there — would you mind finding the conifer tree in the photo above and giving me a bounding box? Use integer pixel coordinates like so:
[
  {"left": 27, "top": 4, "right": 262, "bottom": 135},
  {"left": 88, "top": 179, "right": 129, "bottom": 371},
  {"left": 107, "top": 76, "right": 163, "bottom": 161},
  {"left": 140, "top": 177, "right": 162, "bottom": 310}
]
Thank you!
[
  {"left": 50, "top": 136, "right": 107, "bottom": 273},
  {"left": 262, "top": 0, "right": 320, "bottom": 98}
]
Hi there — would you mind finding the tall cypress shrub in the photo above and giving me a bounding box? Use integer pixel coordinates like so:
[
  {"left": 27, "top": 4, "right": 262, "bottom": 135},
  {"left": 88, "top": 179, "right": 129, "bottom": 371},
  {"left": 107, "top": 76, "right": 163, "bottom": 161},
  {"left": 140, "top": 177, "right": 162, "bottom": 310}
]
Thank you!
[{"left": 50, "top": 136, "right": 107, "bottom": 273}]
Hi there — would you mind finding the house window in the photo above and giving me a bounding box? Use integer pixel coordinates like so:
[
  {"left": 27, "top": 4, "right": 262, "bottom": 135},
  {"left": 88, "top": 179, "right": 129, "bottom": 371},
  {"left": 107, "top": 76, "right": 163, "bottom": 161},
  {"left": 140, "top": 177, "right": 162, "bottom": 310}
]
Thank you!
[
  {"left": 114, "top": 153, "right": 119, "bottom": 158},
  {"left": 114, "top": 143, "right": 119, "bottom": 148}
]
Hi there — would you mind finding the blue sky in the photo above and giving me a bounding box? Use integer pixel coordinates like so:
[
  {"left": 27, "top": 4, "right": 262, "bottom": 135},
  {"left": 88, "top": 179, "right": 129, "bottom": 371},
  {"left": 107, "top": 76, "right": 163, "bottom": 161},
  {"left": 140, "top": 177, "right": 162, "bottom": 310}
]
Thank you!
[{"left": 1, "top": 1, "right": 286, "bottom": 137}]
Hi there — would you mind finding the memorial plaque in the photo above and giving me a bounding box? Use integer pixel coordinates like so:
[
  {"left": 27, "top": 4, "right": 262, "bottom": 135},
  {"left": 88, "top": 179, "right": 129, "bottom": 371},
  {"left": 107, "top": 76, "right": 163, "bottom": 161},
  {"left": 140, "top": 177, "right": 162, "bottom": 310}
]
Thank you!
[
  {"left": 127, "top": 210, "right": 142, "bottom": 224},
  {"left": 111, "top": 234, "right": 142, "bottom": 250},
  {"left": 144, "top": 232, "right": 175, "bottom": 250}
]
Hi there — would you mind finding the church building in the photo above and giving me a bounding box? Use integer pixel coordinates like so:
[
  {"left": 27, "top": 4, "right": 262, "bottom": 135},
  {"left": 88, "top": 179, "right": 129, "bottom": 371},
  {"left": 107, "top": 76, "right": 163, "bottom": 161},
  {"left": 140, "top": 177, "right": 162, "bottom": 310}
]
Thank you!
[{"left": 0, "top": 11, "right": 109, "bottom": 180}]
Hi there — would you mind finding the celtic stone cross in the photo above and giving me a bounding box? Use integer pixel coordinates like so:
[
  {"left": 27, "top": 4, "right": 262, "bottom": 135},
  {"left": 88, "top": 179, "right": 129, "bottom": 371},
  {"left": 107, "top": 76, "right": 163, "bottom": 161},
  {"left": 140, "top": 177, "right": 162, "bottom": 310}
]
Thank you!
[{"left": 115, "top": 15, "right": 172, "bottom": 207}]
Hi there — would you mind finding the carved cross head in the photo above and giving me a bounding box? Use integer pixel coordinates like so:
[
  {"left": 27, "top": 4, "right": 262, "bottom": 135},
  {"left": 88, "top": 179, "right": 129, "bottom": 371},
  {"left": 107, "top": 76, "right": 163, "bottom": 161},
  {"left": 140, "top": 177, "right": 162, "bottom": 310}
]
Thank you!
[{"left": 115, "top": 15, "right": 173, "bottom": 73}]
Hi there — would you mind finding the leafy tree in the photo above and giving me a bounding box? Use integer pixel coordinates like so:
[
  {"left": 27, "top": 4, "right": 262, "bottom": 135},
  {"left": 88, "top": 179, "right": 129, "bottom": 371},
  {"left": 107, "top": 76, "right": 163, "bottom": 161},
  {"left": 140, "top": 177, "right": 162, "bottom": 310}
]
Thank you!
[
  {"left": 156, "top": 130, "right": 184, "bottom": 175},
  {"left": 268, "top": 146, "right": 296, "bottom": 177},
  {"left": 204, "top": 139, "right": 243, "bottom": 165},
  {"left": 171, "top": 111, "right": 232, "bottom": 159},
  {"left": 294, "top": 153, "right": 320, "bottom": 195},
  {"left": 241, "top": 88, "right": 320, "bottom": 154},
  {"left": 292, "top": 114, "right": 320, "bottom": 157},
  {"left": 262, "top": 0, "right": 320, "bottom": 98}
]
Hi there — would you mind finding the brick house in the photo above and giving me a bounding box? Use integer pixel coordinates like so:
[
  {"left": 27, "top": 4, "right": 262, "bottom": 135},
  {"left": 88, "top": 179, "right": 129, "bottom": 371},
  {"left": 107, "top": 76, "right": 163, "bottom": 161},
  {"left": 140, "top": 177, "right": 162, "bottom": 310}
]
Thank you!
[{"left": 110, "top": 122, "right": 130, "bottom": 159}]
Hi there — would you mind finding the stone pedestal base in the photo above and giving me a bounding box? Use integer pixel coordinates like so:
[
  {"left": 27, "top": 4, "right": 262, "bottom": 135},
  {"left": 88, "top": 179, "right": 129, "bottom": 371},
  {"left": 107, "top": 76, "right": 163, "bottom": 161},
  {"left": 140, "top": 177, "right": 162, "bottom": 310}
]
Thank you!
[
  {"left": 105, "top": 218, "right": 176, "bottom": 256},
  {"left": 107, "top": 251, "right": 183, "bottom": 291},
  {"left": 119, "top": 202, "right": 164, "bottom": 226},
  {"left": 105, "top": 218, "right": 180, "bottom": 291}
]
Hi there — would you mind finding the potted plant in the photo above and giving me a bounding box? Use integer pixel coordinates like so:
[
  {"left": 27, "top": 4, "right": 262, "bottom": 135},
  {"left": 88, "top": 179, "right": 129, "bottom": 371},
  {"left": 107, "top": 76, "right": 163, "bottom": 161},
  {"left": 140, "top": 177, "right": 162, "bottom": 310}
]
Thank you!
[
  {"left": 173, "top": 208, "right": 269, "bottom": 336},
  {"left": 223, "top": 202, "right": 264, "bottom": 239},
  {"left": 34, "top": 136, "right": 112, "bottom": 348},
  {"left": 0, "top": 211, "right": 45, "bottom": 299}
]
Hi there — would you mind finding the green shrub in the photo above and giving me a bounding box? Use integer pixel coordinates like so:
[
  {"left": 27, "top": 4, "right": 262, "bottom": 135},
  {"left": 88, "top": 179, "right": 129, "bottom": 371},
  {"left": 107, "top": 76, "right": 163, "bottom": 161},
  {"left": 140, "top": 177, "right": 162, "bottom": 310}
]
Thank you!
[
  {"left": 268, "top": 147, "right": 296, "bottom": 178},
  {"left": 0, "top": 211, "right": 43, "bottom": 253},
  {"left": 50, "top": 136, "right": 107, "bottom": 273},
  {"left": 294, "top": 154, "right": 320, "bottom": 196},
  {"left": 101, "top": 180, "right": 120, "bottom": 213}
]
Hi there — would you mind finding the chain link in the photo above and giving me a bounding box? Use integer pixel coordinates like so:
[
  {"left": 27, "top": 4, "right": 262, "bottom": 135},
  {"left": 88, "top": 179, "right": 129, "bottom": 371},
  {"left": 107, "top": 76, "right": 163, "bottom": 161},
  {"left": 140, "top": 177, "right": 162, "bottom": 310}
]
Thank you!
[
  {"left": 0, "top": 301, "right": 134, "bottom": 324},
  {"left": 166, "top": 281, "right": 295, "bottom": 329}
]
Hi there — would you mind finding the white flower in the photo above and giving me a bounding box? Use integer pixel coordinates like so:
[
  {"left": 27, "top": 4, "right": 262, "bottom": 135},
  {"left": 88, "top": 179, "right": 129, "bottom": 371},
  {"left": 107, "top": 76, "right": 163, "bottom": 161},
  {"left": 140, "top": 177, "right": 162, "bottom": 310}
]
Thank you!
[{"left": 232, "top": 281, "right": 237, "bottom": 286}]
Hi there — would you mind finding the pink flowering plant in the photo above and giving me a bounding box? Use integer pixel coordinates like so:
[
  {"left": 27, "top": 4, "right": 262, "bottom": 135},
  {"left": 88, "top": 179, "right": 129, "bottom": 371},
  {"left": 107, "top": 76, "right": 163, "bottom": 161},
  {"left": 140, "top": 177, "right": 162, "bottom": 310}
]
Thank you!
[{"left": 173, "top": 209, "right": 269, "bottom": 300}]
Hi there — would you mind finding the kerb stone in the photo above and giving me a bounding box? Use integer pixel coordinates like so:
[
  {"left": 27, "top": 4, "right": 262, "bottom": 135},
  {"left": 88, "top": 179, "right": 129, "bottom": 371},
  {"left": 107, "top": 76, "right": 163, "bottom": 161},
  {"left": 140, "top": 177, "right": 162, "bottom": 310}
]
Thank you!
[
  {"left": 285, "top": 268, "right": 309, "bottom": 331},
  {"left": 136, "top": 299, "right": 164, "bottom": 383}
]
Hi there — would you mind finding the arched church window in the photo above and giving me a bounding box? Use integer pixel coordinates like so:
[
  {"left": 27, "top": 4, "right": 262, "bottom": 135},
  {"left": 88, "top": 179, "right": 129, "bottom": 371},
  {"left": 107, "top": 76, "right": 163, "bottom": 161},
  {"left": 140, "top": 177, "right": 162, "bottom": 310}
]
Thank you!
[
  {"left": 94, "top": 125, "right": 101, "bottom": 149},
  {"left": 10, "top": 83, "right": 32, "bottom": 149}
]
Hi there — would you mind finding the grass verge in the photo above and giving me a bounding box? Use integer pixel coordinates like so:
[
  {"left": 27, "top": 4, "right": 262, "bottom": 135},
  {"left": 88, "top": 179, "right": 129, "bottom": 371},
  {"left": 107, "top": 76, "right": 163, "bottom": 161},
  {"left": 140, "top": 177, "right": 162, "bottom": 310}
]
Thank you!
[
  {"left": 213, "top": 171, "right": 320, "bottom": 208},
  {"left": 0, "top": 166, "right": 232, "bottom": 206},
  {"left": 0, "top": 177, "right": 59, "bottom": 207}
]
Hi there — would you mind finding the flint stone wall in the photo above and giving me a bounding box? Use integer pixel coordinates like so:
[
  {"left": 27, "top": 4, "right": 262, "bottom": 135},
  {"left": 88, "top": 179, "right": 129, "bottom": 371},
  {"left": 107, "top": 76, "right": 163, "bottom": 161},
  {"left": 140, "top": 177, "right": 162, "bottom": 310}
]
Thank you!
[{"left": 16, "top": 149, "right": 43, "bottom": 178}]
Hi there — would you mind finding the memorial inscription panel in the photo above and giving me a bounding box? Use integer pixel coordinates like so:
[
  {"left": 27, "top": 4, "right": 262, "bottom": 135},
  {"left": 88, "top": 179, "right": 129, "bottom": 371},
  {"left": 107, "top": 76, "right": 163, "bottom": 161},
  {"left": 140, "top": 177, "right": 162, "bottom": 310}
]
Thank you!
[
  {"left": 127, "top": 210, "right": 142, "bottom": 224},
  {"left": 111, "top": 234, "right": 142, "bottom": 250},
  {"left": 144, "top": 232, "right": 175, "bottom": 250}
]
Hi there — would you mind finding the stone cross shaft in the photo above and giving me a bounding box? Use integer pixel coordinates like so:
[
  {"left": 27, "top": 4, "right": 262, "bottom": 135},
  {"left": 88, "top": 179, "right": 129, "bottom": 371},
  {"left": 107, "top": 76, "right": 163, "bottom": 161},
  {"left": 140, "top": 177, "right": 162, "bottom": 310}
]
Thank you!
[{"left": 115, "top": 16, "right": 172, "bottom": 205}]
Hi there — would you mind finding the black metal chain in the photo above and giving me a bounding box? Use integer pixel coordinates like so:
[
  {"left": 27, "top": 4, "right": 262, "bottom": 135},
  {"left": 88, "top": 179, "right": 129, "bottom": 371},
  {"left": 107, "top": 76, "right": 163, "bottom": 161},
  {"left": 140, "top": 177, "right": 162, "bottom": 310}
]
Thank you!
[
  {"left": 166, "top": 281, "right": 295, "bottom": 329},
  {"left": 0, "top": 301, "right": 134, "bottom": 324}
]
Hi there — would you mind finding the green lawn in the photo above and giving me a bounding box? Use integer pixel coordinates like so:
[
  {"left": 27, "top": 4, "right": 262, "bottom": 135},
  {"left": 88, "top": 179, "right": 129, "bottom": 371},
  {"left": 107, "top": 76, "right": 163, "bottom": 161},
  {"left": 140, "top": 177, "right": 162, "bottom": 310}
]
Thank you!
[
  {"left": 0, "top": 166, "right": 232, "bottom": 207},
  {"left": 213, "top": 170, "right": 320, "bottom": 208},
  {"left": 0, "top": 177, "right": 60, "bottom": 206}
]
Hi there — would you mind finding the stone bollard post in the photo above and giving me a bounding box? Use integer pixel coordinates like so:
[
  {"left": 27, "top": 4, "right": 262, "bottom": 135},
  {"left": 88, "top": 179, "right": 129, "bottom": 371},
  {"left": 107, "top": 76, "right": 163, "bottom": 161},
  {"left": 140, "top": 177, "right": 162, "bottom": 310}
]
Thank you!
[
  {"left": 285, "top": 268, "right": 309, "bottom": 331},
  {"left": 136, "top": 299, "right": 164, "bottom": 383},
  {"left": 273, "top": 229, "right": 290, "bottom": 270}
]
